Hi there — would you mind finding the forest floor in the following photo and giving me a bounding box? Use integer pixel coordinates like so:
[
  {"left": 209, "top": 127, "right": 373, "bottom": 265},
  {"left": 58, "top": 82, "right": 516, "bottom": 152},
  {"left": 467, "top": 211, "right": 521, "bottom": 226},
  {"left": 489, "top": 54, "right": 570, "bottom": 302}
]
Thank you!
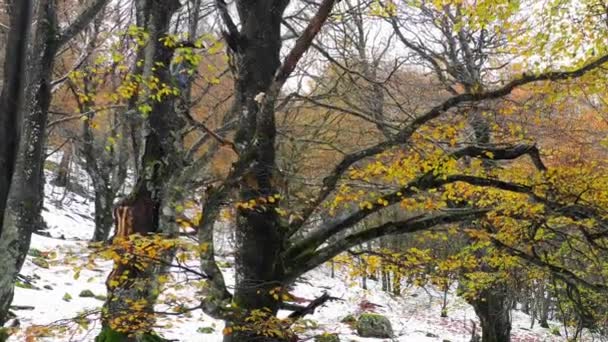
[{"left": 6, "top": 168, "right": 577, "bottom": 341}]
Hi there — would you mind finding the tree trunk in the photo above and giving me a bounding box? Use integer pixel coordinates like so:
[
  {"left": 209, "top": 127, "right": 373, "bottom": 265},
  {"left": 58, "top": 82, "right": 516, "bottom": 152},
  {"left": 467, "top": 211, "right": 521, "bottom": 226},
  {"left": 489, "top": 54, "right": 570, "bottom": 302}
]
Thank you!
[
  {"left": 537, "top": 284, "right": 550, "bottom": 328},
  {"left": 441, "top": 286, "right": 449, "bottom": 317},
  {"left": 393, "top": 271, "right": 401, "bottom": 296},
  {"left": 466, "top": 100, "right": 512, "bottom": 341},
  {"left": 469, "top": 286, "right": 512, "bottom": 342},
  {"left": 91, "top": 185, "right": 115, "bottom": 242},
  {"left": 219, "top": 2, "right": 290, "bottom": 341},
  {"left": 381, "top": 270, "right": 389, "bottom": 292},
  {"left": 0, "top": 0, "right": 58, "bottom": 323},
  {"left": 225, "top": 212, "right": 287, "bottom": 342},
  {"left": 0, "top": 0, "right": 108, "bottom": 323},
  {"left": 98, "top": 0, "right": 182, "bottom": 339},
  {"left": 52, "top": 142, "right": 72, "bottom": 188},
  {"left": 74, "top": 14, "right": 126, "bottom": 244},
  {"left": 0, "top": 0, "right": 33, "bottom": 236}
]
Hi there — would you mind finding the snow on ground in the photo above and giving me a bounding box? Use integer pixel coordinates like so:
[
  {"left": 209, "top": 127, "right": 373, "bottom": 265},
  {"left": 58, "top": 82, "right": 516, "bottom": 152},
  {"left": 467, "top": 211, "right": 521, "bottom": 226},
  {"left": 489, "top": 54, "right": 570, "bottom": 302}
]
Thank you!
[{"left": 7, "top": 170, "right": 576, "bottom": 341}]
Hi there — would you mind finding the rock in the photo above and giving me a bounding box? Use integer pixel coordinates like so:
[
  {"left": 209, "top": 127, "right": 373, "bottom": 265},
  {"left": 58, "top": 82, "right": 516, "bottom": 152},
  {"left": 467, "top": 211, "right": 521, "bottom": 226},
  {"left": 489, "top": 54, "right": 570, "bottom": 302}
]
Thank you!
[
  {"left": 96, "top": 327, "right": 168, "bottom": 341},
  {"left": 35, "top": 231, "right": 52, "bottom": 238},
  {"left": 95, "top": 294, "right": 107, "bottom": 301},
  {"left": 314, "top": 333, "right": 340, "bottom": 342},
  {"left": 32, "top": 257, "right": 49, "bottom": 269},
  {"left": 15, "top": 281, "right": 38, "bottom": 290},
  {"left": 197, "top": 327, "right": 214, "bottom": 334},
  {"left": 79, "top": 289, "right": 95, "bottom": 298},
  {"left": 217, "top": 261, "right": 232, "bottom": 268},
  {"left": 28, "top": 248, "right": 43, "bottom": 257},
  {"left": 0, "top": 328, "right": 10, "bottom": 342},
  {"left": 426, "top": 332, "right": 439, "bottom": 338},
  {"left": 340, "top": 314, "right": 356, "bottom": 324},
  {"left": 7, "top": 319, "right": 20, "bottom": 328},
  {"left": 43, "top": 285, "right": 53, "bottom": 290},
  {"left": 62, "top": 293, "right": 72, "bottom": 302},
  {"left": 9, "top": 305, "right": 34, "bottom": 311},
  {"left": 356, "top": 313, "right": 393, "bottom": 338}
]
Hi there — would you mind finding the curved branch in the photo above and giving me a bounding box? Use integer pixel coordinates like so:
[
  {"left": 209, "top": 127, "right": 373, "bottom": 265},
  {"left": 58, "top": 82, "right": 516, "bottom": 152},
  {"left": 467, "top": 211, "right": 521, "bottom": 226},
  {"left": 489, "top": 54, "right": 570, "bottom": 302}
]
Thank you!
[
  {"left": 286, "top": 208, "right": 490, "bottom": 281},
  {"left": 285, "top": 144, "right": 544, "bottom": 259},
  {"left": 57, "top": 0, "right": 110, "bottom": 47},
  {"left": 216, "top": 0, "right": 239, "bottom": 40},
  {"left": 274, "top": 0, "right": 338, "bottom": 86},
  {"left": 285, "top": 292, "right": 341, "bottom": 320},
  {"left": 491, "top": 238, "right": 608, "bottom": 293},
  {"left": 198, "top": 188, "right": 233, "bottom": 319},
  {"left": 182, "top": 110, "right": 239, "bottom": 155},
  {"left": 290, "top": 54, "right": 608, "bottom": 231}
]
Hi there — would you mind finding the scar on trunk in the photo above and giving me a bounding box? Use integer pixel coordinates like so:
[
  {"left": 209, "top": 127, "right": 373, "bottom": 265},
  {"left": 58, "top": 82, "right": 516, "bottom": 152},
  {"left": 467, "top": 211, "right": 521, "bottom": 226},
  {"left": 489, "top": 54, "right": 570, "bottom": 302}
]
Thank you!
[{"left": 107, "top": 193, "right": 157, "bottom": 288}]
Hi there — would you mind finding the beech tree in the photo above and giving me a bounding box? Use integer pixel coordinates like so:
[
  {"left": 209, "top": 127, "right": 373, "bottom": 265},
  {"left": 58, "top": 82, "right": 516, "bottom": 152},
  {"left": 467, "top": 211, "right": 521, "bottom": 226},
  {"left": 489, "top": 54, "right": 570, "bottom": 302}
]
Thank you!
[
  {"left": 191, "top": 1, "right": 608, "bottom": 341},
  {"left": 0, "top": 0, "right": 110, "bottom": 324},
  {"left": 4, "top": 1, "right": 608, "bottom": 341},
  {"left": 0, "top": 0, "right": 32, "bottom": 234}
]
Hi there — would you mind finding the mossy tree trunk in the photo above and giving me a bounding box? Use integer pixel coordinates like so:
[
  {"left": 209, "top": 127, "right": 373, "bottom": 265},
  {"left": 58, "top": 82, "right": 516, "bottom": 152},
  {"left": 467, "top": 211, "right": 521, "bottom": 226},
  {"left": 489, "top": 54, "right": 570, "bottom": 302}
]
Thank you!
[{"left": 98, "top": 0, "right": 183, "bottom": 339}]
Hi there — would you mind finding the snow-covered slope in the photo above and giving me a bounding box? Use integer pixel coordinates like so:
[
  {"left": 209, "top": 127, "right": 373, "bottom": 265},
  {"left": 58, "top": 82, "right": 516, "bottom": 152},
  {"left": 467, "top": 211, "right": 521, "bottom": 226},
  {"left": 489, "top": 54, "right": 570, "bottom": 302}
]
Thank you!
[{"left": 7, "top": 172, "right": 574, "bottom": 341}]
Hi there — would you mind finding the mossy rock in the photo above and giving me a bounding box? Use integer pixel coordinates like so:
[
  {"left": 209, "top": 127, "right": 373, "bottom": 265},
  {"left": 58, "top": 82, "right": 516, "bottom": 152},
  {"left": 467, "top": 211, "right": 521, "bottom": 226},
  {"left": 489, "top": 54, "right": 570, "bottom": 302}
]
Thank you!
[
  {"left": 340, "top": 314, "right": 356, "bottom": 324},
  {"left": 0, "top": 328, "right": 10, "bottom": 342},
  {"left": 15, "top": 281, "right": 38, "bottom": 290},
  {"left": 32, "top": 257, "right": 50, "bottom": 269},
  {"left": 79, "top": 289, "right": 95, "bottom": 298},
  {"left": 28, "top": 248, "right": 43, "bottom": 258},
  {"left": 62, "top": 293, "right": 72, "bottom": 302},
  {"left": 315, "top": 332, "right": 340, "bottom": 342},
  {"left": 356, "top": 313, "right": 393, "bottom": 338},
  {"left": 217, "top": 261, "right": 232, "bottom": 268},
  {"left": 44, "top": 160, "right": 59, "bottom": 172},
  {"left": 95, "top": 327, "right": 168, "bottom": 342},
  {"left": 95, "top": 294, "right": 107, "bottom": 301},
  {"left": 197, "top": 327, "right": 214, "bottom": 334}
]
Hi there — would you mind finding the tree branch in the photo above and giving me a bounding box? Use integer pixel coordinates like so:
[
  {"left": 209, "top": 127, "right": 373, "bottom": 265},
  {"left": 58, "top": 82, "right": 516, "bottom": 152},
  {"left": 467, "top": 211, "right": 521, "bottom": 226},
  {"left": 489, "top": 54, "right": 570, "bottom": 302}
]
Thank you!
[
  {"left": 197, "top": 187, "right": 233, "bottom": 320},
  {"left": 286, "top": 144, "right": 545, "bottom": 259},
  {"left": 491, "top": 238, "right": 608, "bottom": 293},
  {"left": 290, "top": 53, "right": 608, "bottom": 231},
  {"left": 274, "top": 0, "right": 338, "bottom": 87},
  {"left": 216, "top": 0, "right": 239, "bottom": 40},
  {"left": 286, "top": 208, "right": 490, "bottom": 281},
  {"left": 182, "top": 110, "right": 239, "bottom": 155},
  {"left": 286, "top": 292, "right": 341, "bottom": 320},
  {"left": 57, "top": 0, "right": 110, "bottom": 47}
]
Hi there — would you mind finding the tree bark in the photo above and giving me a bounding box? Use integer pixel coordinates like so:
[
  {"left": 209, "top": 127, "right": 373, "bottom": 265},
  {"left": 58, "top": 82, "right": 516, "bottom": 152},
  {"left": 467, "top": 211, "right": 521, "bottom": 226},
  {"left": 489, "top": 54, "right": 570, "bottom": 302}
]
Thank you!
[
  {"left": 0, "top": 0, "right": 33, "bottom": 236},
  {"left": 197, "top": 1, "right": 339, "bottom": 339},
  {"left": 470, "top": 285, "right": 512, "bottom": 342},
  {"left": 216, "top": 2, "right": 291, "bottom": 341},
  {"left": 52, "top": 142, "right": 72, "bottom": 188},
  {"left": 91, "top": 186, "right": 115, "bottom": 242},
  {"left": 0, "top": 0, "right": 109, "bottom": 324},
  {"left": 98, "top": 1, "right": 183, "bottom": 339},
  {"left": 536, "top": 283, "right": 550, "bottom": 328},
  {"left": 0, "top": 0, "right": 59, "bottom": 323}
]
